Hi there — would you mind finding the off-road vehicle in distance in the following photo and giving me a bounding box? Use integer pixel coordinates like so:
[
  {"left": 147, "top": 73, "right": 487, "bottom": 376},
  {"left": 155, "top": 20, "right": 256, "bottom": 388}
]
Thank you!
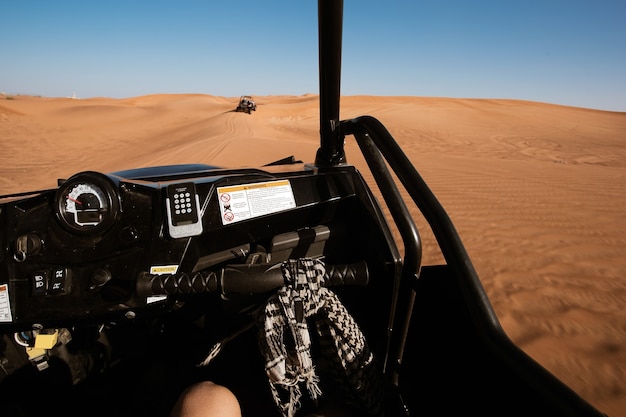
[{"left": 235, "top": 95, "right": 256, "bottom": 113}]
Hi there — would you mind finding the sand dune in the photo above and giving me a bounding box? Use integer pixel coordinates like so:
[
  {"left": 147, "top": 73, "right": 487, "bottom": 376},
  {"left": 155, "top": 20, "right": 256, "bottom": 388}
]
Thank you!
[{"left": 1, "top": 94, "right": 625, "bottom": 416}]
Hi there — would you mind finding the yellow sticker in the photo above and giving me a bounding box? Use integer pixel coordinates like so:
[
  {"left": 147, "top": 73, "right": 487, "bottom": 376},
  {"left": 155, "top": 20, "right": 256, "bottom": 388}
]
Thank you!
[{"left": 150, "top": 265, "right": 179, "bottom": 275}]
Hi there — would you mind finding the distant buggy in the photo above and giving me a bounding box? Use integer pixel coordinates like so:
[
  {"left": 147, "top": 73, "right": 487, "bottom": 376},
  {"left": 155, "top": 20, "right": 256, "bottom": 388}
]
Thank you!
[{"left": 236, "top": 95, "right": 256, "bottom": 113}]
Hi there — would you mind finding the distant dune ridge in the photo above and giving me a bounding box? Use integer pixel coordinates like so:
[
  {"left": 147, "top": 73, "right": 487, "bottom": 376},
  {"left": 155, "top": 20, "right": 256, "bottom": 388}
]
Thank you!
[{"left": 1, "top": 94, "right": 625, "bottom": 416}]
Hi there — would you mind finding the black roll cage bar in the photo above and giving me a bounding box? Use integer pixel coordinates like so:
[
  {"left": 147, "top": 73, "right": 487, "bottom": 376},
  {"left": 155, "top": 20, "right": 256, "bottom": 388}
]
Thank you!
[{"left": 315, "top": 1, "right": 603, "bottom": 414}]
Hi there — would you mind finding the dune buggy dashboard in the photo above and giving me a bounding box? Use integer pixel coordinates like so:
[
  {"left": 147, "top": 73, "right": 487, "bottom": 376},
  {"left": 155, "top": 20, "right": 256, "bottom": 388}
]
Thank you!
[{"left": 0, "top": 161, "right": 398, "bottom": 334}]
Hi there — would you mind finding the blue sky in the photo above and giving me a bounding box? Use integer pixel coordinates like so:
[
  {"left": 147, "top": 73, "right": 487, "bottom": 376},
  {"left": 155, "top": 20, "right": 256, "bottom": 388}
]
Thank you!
[{"left": 2, "top": 0, "right": 625, "bottom": 111}]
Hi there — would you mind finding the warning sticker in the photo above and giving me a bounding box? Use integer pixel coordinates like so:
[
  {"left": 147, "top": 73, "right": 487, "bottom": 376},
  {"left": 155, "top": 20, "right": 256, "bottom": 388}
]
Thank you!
[
  {"left": 147, "top": 265, "right": 178, "bottom": 304},
  {"left": 217, "top": 179, "right": 296, "bottom": 225},
  {"left": 150, "top": 265, "right": 179, "bottom": 275},
  {"left": 0, "top": 284, "right": 13, "bottom": 322}
]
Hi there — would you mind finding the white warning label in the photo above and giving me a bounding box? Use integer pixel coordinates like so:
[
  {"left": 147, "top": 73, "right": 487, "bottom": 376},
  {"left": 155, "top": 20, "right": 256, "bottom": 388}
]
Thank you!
[
  {"left": 0, "top": 284, "right": 13, "bottom": 322},
  {"left": 217, "top": 179, "right": 296, "bottom": 225}
]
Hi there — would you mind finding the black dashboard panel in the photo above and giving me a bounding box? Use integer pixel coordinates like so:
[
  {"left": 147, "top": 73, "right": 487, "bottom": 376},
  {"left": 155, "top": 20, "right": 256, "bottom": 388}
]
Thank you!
[{"left": 0, "top": 163, "right": 396, "bottom": 332}]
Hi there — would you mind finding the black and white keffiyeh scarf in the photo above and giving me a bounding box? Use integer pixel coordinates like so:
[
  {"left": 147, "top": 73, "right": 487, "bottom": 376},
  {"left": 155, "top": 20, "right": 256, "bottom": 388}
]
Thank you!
[{"left": 256, "top": 258, "right": 384, "bottom": 417}]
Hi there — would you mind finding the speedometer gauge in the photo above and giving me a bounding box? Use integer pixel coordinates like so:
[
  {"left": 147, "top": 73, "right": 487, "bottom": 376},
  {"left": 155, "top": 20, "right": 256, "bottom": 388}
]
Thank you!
[
  {"left": 55, "top": 172, "right": 120, "bottom": 234},
  {"left": 65, "top": 182, "right": 108, "bottom": 226}
]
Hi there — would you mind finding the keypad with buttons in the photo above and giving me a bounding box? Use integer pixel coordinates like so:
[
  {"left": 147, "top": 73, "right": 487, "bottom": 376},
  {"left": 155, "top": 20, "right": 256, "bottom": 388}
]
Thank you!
[
  {"left": 173, "top": 191, "right": 193, "bottom": 216},
  {"left": 165, "top": 182, "right": 203, "bottom": 238}
]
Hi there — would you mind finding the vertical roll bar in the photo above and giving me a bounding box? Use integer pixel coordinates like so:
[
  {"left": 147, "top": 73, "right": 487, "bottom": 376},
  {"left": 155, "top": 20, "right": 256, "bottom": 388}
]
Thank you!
[{"left": 315, "top": 0, "right": 346, "bottom": 166}]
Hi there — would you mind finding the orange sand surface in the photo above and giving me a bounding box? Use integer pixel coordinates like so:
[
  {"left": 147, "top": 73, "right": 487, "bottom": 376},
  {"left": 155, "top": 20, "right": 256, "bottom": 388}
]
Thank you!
[{"left": 1, "top": 94, "right": 625, "bottom": 416}]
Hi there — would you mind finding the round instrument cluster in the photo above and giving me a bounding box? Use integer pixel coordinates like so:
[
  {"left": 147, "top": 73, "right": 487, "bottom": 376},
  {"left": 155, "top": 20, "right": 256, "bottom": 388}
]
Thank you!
[{"left": 54, "top": 171, "right": 121, "bottom": 235}]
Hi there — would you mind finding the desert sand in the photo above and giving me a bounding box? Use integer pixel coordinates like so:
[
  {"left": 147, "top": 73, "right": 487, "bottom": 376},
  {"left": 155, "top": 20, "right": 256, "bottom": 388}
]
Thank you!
[{"left": 1, "top": 93, "right": 625, "bottom": 416}]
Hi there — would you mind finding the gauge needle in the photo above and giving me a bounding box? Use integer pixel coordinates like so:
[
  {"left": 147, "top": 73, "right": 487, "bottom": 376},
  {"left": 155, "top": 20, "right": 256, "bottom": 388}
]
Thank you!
[{"left": 68, "top": 196, "right": 82, "bottom": 205}]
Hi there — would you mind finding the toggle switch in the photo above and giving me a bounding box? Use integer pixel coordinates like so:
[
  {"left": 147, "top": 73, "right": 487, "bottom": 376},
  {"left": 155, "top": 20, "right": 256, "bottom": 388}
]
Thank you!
[
  {"left": 48, "top": 268, "right": 70, "bottom": 295},
  {"left": 31, "top": 270, "right": 48, "bottom": 296}
]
